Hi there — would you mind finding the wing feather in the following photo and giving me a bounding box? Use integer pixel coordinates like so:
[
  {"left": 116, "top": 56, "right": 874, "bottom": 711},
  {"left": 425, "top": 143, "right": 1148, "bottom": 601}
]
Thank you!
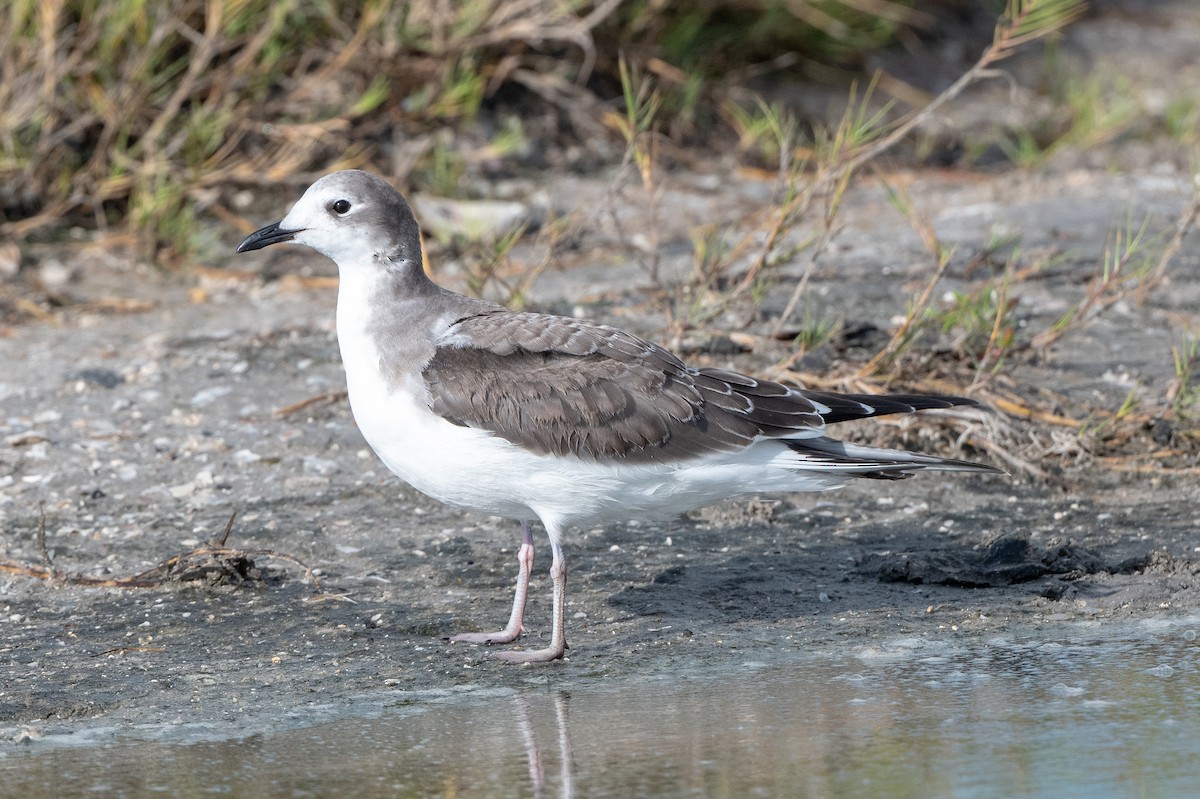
[{"left": 423, "top": 311, "right": 983, "bottom": 464}]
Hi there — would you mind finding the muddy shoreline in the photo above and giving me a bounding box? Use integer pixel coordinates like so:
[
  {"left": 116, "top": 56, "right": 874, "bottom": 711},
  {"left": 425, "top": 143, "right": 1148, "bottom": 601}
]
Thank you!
[
  {"left": 5, "top": 0, "right": 1200, "bottom": 739},
  {"left": 3, "top": 163, "right": 1198, "bottom": 742}
]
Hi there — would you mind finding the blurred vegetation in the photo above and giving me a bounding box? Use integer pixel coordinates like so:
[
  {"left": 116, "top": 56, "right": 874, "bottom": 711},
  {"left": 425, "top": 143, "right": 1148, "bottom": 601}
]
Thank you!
[
  {"left": 0, "top": 0, "right": 958, "bottom": 261},
  {"left": 608, "top": 0, "right": 924, "bottom": 75}
]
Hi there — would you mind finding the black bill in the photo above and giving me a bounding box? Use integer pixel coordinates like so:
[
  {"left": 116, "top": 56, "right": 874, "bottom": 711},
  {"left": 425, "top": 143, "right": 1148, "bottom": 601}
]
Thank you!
[{"left": 236, "top": 221, "right": 301, "bottom": 253}]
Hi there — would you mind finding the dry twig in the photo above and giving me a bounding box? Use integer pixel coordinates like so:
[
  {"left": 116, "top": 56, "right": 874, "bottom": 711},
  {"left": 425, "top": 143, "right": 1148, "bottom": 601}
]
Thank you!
[{"left": 0, "top": 511, "right": 324, "bottom": 593}]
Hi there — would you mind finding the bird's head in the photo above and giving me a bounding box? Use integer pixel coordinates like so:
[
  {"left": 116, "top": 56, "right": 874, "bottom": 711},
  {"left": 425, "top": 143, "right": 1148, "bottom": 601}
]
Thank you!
[{"left": 236, "top": 170, "right": 423, "bottom": 272}]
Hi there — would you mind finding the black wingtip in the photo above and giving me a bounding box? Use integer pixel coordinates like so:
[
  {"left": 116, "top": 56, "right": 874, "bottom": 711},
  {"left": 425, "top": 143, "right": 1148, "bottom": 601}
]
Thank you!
[{"left": 803, "top": 390, "right": 988, "bottom": 424}]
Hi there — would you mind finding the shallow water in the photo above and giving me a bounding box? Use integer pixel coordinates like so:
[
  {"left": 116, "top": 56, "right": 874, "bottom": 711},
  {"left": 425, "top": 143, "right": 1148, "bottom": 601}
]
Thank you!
[{"left": 3, "top": 618, "right": 1196, "bottom": 799}]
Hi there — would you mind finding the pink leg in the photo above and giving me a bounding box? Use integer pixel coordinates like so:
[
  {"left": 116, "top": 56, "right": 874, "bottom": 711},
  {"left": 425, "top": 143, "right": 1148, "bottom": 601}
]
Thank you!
[
  {"left": 494, "top": 535, "right": 567, "bottom": 663},
  {"left": 452, "top": 520, "right": 534, "bottom": 645}
]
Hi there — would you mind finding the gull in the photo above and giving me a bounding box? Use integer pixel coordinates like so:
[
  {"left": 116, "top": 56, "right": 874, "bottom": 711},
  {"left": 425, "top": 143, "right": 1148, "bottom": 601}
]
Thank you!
[{"left": 237, "top": 170, "right": 1000, "bottom": 663}]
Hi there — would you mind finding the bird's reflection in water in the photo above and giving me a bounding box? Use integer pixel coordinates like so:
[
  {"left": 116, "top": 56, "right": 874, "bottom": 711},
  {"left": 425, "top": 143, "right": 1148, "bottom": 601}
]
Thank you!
[{"left": 513, "top": 691, "right": 574, "bottom": 799}]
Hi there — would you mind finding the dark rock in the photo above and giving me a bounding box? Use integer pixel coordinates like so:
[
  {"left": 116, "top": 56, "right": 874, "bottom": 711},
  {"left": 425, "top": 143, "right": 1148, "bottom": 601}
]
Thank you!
[{"left": 67, "top": 367, "right": 124, "bottom": 389}]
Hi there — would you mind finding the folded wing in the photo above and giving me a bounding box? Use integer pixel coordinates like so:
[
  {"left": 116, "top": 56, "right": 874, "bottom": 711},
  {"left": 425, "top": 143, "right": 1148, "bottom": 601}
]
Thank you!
[{"left": 424, "top": 311, "right": 987, "bottom": 470}]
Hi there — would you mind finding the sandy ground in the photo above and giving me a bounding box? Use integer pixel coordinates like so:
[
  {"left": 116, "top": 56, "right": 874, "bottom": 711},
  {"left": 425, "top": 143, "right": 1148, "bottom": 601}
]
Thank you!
[{"left": 1, "top": 1, "right": 1199, "bottom": 743}]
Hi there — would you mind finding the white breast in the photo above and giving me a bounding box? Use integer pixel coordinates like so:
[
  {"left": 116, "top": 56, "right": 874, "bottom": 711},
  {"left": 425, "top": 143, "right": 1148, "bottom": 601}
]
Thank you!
[{"left": 333, "top": 269, "right": 544, "bottom": 519}]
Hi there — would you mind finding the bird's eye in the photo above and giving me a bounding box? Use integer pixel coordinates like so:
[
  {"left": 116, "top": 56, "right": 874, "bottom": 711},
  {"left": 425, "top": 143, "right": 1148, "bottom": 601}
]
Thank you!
[{"left": 330, "top": 199, "right": 351, "bottom": 215}]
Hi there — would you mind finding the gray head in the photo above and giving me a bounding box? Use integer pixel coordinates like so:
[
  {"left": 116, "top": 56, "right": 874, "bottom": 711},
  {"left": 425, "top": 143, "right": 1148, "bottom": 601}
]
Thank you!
[{"left": 236, "top": 170, "right": 424, "bottom": 273}]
